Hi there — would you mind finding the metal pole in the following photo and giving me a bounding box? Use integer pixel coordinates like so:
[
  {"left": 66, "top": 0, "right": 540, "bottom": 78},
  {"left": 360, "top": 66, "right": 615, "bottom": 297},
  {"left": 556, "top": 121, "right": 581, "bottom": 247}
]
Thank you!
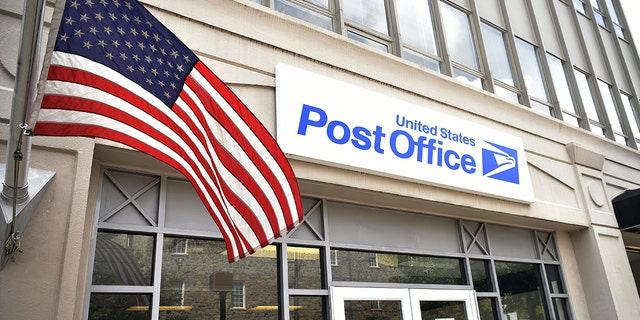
[{"left": 2, "top": 0, "right": 47, "bottom": 201}]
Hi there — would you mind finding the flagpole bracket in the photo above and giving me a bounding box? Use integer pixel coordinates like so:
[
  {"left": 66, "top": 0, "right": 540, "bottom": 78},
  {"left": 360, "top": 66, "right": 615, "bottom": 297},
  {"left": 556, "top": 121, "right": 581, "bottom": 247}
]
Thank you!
[{"left": 0, "top": 165, "right": 55, "bottom": 270}]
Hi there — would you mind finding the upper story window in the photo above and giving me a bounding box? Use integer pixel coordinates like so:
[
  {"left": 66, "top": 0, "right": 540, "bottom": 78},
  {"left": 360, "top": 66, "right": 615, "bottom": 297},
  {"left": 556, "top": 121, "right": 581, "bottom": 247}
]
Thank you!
[
  {"left": 547, "top": 53, "right": 581, "bottom": 127},
  {"left": 397, "top": 0, "right": 441, "bottom": 72},
  {"left": 620, "top": 92, "right": 640, "bottom": 145},
  {"left": 258, "top": 0, "right": 640, "bottom": 150},
  {"left": 274, "top": 0, "right": 333, "bottom": 31},
  {"left": 598, "top": 79, "right": 628, "bottom": 144},
  {"left": 481, "top": 22, "right": 519, "bottom": 103},
  {"left": 604, "top": 0, "right": 626, "bottom": 38},
  {"left": 440, "top": 1, "right": 483, "bottom": 89},
  {"left": 590, "top": 0, "right": 607, "bottom": 26},
  {"left": 515, "top": 38, "right": 552, "bottom": 115},
  {"left": 573, "top": 0, "right": 587, "bottom": 14},
  {"left": 574, "top": 69, "right": 607, "bottom": 136}
]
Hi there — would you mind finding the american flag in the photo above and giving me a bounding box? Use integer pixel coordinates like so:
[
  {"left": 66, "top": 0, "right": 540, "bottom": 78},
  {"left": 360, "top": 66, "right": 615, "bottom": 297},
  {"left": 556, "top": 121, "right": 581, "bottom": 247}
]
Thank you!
[{"left": 34, "top": 0, "right": 303, "bottom": 262}]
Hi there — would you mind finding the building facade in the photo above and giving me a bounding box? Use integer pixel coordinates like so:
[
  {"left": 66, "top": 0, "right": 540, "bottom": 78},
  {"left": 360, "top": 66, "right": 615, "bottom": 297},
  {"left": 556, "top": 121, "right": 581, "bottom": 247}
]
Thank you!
[{"left": 1, "top": 0, "right": 640, "bottom": 319}]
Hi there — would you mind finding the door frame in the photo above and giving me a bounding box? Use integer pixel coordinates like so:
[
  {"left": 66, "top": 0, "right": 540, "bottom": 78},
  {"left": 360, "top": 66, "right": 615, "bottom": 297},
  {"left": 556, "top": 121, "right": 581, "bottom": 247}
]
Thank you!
[{"left": 330, "top": 286, "right": 480, "bottom": 320}]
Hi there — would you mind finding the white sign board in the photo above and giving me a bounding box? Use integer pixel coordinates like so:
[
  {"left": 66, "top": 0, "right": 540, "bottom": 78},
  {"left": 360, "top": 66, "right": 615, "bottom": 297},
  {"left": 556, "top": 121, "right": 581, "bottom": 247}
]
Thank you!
[{"left": 276, "top": 64, "right": 534, "bottom": 203}]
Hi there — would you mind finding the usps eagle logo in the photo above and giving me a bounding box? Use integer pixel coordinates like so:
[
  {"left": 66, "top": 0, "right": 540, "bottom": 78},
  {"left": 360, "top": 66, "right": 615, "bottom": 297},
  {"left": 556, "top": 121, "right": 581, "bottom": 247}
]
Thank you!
[{"left": 482, "top": 141, "right": 520, "bottom": 184}]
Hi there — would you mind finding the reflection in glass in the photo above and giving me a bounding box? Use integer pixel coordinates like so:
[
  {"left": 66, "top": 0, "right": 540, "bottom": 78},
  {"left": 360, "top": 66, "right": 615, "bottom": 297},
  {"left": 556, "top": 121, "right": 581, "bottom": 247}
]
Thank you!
[
  {"left": 495, "top": 261, "right": 548, "bottom": 320},
  {"left": 515, "top": 38, "right": 548, "bottom": 103},
  {"left": 397, "top": 0, "right": 438, "bottom": 55},
  {"left": 275, "top": 0, "right": 333, "bottom": 31},
  {"left": 553, "top": 298, "right": 570, "bottom": 320},
  {"left": 481, "top": 23, "right": 514, "bottom": 86},
  {"left": 331, "top": 249, "right": 466, "bottom": 285},
  {"left": 545, "top": 265, "right": 565, "bottom": 294},
  {"left": 92, "top": 232, "right": 154, "bottom": 286},
  {"left": 574, "top": 70, "right": 600, "bottom": 123},
  {"left": 620, "top": 93, "right": 640, "bottom": 140},
  {"left": 290, "top": 296, "right": 326, "bottom": 320},
  {"left": 348, "top": 31, "right": 388, "bottom": 52},
  {"left": 160, "top": 238, "right": 278, "bottom": 320},
  {"left": 344, "top": 300, "right": 402, "bottom": 320},
  {"left": 441, "top": 2, "right": 479, "bottom": 71},
  {"left": 343, "top": 0, "right": 388, "bottom": 35},
  {"left": 403, "top": 48, "right": 440, "bottom": 72},
  {"left": 477, "top": 297, "right": 499, "bottom": 320},
  {"left": 89, "top": 293, "right": 151, "bottom": 320},
  {"left": 494, "top": 86, "right": 520, "bottom": 104},
  {"left": 420, "top": 300, "right": 467, "bottom": 320},
  {"left": 547, "top": 53, "right": 579, "bottom": 122},
  {"left": 598, "top": 80, "right": 626, "bottom": 144},
  {"left": 288, "top": 246, "right": 323, "bottom": 289},
  {"left": 470, "top": 259, "right": 493, "bottom": 292},
  {"left": 453, "top": 68, "right": 483, "bottom": 89}
]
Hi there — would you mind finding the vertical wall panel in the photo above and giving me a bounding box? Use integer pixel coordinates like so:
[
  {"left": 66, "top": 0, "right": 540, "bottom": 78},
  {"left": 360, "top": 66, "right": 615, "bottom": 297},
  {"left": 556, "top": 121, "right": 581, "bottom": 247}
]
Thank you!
[
  {"left": 620, "top": 42, "right": 640, "bottom": 94},
  {"left": 580, "top": 18, "right": 609, "bottom": 78},
  {"left": 477, "top": 0, "right": 504, "bottom": 28},
  {"left": 504, "top": 0, "right": 536, "bottom": 43},
  {"left": 532, "top": 0, "right": 562, "bottom": 55},
  {"left": 556, "top": 1, "right": 588, "bottom": 69}
]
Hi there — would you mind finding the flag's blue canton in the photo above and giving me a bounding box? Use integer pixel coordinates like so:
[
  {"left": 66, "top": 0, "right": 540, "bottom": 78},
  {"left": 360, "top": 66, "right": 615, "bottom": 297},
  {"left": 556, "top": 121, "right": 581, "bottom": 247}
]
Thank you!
[{"left": 54, "top": 0, "right": 198, "bottom": 107}]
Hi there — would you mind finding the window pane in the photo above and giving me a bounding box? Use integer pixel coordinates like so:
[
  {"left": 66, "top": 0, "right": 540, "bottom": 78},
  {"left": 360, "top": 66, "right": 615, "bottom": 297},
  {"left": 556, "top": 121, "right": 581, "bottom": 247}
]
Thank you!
[
  {"left": 344, "top": 300, "right": 403, "bottom": 318},
  {"left": 288, "top": 246, "right": 323, "bottom": 289},
  {"left": 470, "top": 259, "right": 493, "bottom": 292},
  {"left": 574, "top": 70, "right": 600, "bottom": 122},
  {"left": 275, "top": 0, "right": 333, "bottom": 31},
  {"left": 347, "top": 31, "right": 388, "bottom": 52},
  {"left": 562, "top": 112, "right": 581, "bottom": 127},
  {"left": 553, "top": 298, "right": 571, "bottom": 320},
  {"left": 547, "top": 54, "right": 577, "bottom": 115},
  {"left": 332, "top": 249, "right": 466, "bottom": 285},
  {"left": 453, "top": 67, "right": 483, "bottom": 89},
  {"left": 420, "top": 300, "right": 468, "bottom": 319},
  {"left": 620, "top": 93, "right": 640, "bottom": 140},
  {"left": 397, "top": 0, "right": 438, "bottom": 55},
  {"left": 516, "top": 38, "right": 549, "bottom": 102},
  {"left": 495, "top": 86, "right": 520, "bottom": 103},
  {"left": 545, "top": 265, "right": 565, "bottom": 294},
  {"left": 403, "top": 48, "right": 441, "bottom": 72},
  {"left": 343, "top": 0, "right": 388, "bottom": 35},
  {"left": 92, "top": 232, "right": 154, "bottom": 286},
  {"left": 160, "top": 238, "right": 278, "bottom": 320},
  {"left": 89, "top": 293, "right": 151, "bottom": 320},
  {"left": 477, "top": 297, "right": 499, "bottom": 320},
  {"left": 495, "top": 262, "right": 548, "bottom": 320},
  {"left": 574, "top": 0, "right": 586, "bottom": 14},
  {"left": 481, "top": 23, "right": 514, "bottom": 86},
  {"left": 598, "top": 80, "right": 624, "bottom": 133},
  {"left": 290, "top": 296, "right": 326, "bottom": 320},
  {"left": 441, "top": 2, "right": 479, "bottom": 70},
  {"left": 531, "top": 100, "right": 553, "bottom": 116}
]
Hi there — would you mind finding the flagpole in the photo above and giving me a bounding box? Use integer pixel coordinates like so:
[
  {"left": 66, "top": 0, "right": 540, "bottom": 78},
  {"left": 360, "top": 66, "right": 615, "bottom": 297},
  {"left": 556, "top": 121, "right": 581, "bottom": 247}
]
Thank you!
[{"left": 2, "top": 0, "right": 47, "bottom": 201}]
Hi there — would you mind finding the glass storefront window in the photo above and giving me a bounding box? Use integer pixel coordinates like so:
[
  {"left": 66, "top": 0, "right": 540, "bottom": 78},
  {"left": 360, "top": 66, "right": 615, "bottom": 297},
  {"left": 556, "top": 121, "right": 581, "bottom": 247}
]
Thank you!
[
  {"left": 344, "top": 300, "right": 403, "bottom": 319},
  {"left": 332, "top": 249, "right": 466, "bottom": 285},
  {"left": 477, "top": 297, "right": 499, "bottom": 320},
  {"left": 159, "top": 238, "right": 279, "bottom": 320},
  {"left": 88, "top": 293, "right": 152, "bottom": 320},
  {"left": 495, "top": 261, "right": 548, "bottom": 320},
  {"left": 288, "top": 246, "right": 323, "bottom": 289},
  {"left": 290, "top": 296, "right": 326, "bottom": 320},
  {"left": 92, "top": 232, "right": 154, "bottom": 286},
  {"left": 470, "top": 259, "right": 493, "bottom": 292}
]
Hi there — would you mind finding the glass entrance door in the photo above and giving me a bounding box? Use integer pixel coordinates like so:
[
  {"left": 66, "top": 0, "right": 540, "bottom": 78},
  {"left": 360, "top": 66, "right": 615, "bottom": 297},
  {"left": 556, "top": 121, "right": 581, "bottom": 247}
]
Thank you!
[{"left": 331, "top": 287, "right": 479, "bottom": 320}]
